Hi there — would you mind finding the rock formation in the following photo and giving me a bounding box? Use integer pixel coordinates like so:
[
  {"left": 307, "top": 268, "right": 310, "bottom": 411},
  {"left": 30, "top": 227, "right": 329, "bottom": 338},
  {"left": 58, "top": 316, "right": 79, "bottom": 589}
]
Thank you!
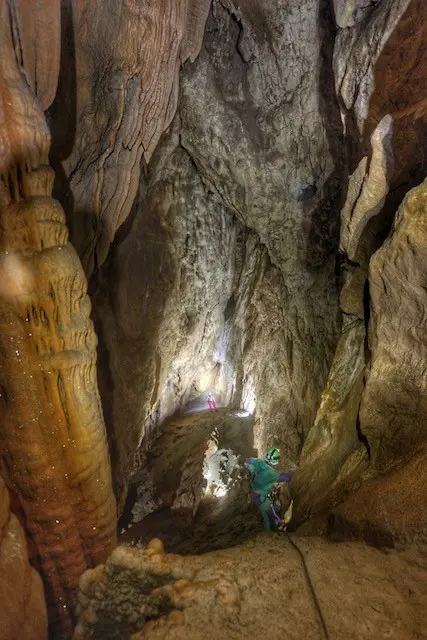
[
  {"left": 2, "top": 0, "right": 427, "bottom": 635},
  {"left": 0, "top": 477, "right": 47, "bottom": 640},
  {"left": 0, "top": 1, "right": 117, "bottom": 635},
  {"left": 73, "top": 536, "right": 427, "bottom": 640}
]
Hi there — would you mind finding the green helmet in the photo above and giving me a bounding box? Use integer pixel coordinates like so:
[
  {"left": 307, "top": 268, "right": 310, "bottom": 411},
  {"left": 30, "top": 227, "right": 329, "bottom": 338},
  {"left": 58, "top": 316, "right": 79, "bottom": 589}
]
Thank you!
[{"left": 265, "top": 448, "right": 280, "bottom": 465}]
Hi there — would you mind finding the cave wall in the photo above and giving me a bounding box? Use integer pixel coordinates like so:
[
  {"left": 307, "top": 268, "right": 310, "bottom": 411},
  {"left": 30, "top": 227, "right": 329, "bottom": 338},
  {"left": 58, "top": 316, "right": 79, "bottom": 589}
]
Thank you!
[
  {"left": 62, "top": 0, "right": 344, "bottom": 496},
  {"left": 46, "top": 0, "right": 427, "bottom": 533},
  {"left": 293, "top": 0, "right": 427, "bottom": 525}
]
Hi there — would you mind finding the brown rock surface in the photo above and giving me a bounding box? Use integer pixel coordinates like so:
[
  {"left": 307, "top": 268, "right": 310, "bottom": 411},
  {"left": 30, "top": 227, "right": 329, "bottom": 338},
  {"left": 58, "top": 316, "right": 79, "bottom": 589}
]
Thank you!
[
  {"left": 0, "top": 477, "right": 48, "bottom": 640},
  {"left": 360, "top": 180, "right": 427, "bottom": 469},
  {"left": 330, "top": 445, "right": 427, "bottom": 547},
  {"left": 74, "top": 535, "right": 427, "bottom": 640},
  {"left": 0, "top": 1, "right": 117, "bottom": 635}
]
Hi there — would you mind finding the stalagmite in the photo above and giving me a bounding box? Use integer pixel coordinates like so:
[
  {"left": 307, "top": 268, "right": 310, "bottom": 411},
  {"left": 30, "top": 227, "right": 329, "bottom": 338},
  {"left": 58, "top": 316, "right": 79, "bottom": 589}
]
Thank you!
[{"left": 0, "top": 1, "right": 117, "bottom": 635}]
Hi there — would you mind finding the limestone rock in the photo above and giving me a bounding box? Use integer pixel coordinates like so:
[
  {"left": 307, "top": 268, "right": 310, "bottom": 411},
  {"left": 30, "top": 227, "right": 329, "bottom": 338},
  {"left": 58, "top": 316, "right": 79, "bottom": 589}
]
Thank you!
[
  {"left": 360, "top": 180, "right": 427, "bottom": 469},
  {"left": 0, "top": 477, "right": 48, "bottom": 640},
  {"left": 51, "top": 0, "right": 211, "bottom": 274},
  {"left": 74, "top": 535, "right": 427, "bottom": 639}
]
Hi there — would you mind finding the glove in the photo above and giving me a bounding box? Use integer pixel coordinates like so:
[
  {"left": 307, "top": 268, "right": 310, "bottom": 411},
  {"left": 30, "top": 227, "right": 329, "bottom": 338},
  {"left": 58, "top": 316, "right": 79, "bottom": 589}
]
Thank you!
[{"left": 278, "top": 469, "right": 294, "bottom": 483}]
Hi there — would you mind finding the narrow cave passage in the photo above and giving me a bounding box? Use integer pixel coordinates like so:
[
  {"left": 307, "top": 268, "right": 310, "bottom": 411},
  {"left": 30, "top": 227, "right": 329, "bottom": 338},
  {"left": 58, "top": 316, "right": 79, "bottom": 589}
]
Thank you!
[{"left": 118, "top": 406, "right": 265, "bottom": 554}]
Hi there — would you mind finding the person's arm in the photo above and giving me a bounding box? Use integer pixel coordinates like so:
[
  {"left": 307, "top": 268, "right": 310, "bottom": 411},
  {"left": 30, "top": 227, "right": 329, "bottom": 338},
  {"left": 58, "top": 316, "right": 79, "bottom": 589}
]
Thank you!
[{"left": 277, "top": 469, "right": 294, "bottom": 483}]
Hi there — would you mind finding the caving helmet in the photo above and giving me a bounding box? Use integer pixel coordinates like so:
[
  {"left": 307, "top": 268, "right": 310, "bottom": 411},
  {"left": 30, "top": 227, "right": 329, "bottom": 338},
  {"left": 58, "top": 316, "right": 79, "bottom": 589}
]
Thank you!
[{"left": 265, "top": 448, "right": 280, "bottom": 466}]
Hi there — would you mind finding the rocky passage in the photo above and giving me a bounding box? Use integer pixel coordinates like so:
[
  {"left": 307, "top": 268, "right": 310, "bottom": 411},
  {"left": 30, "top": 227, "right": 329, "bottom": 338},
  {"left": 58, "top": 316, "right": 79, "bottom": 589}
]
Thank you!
[{"left": 119, "top": 407, "right": 264, "bottom": 554}]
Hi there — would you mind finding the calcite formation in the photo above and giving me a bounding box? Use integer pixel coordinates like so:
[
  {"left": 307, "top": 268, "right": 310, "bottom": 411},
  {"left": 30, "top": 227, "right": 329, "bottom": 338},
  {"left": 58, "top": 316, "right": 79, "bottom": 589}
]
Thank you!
[
  {"left": 0, "top": 1, "right": 117, "bottom": 635},
  {"left": 74, "top": 536, "right": 427, "bottom": 640},
  {"left": 52, "top": 0, "right": 211, "bottom": 274},
  {"left": 0, "top": 477, "right": 48, "bottom": 640}
]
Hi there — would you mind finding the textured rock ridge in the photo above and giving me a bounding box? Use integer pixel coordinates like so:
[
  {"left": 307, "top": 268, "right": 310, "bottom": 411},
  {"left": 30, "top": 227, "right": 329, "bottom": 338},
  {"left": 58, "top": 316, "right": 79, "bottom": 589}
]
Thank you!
[{"left": 74, "top": 537, "right": 427, "bottom": 640}]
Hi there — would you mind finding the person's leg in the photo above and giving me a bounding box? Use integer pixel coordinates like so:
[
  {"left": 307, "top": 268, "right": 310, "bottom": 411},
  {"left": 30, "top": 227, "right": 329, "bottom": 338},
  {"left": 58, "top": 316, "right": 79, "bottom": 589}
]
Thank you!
[
  {"left": 269, "top": 501, "right": 282, "bottom": 529},
  {"left": 259, "top": 500, "right": 272, "bottom": 530}
]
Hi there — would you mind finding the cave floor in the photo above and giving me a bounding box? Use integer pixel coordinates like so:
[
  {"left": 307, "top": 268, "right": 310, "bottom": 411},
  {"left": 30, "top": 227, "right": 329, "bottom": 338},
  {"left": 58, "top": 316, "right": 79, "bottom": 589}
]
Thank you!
[{"left": 76, "top": 532, "right": 427, "bottom": 640}]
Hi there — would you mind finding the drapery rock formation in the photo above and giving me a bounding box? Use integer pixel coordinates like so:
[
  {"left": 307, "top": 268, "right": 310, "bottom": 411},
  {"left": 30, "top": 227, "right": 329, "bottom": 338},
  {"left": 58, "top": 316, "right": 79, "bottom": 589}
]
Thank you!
[
  {"left": 0, "top": 477, "right": 47, "bottom": 640},
  {"left": 0, "top": 1, "right": 117, "bottom": 635},
  {"left": 50, "top": 0, "right": 211, "bottom": 275}
]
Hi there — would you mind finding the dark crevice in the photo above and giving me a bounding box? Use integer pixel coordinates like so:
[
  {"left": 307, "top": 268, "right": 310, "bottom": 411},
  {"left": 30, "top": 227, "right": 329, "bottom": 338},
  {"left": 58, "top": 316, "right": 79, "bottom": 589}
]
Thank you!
[
  {"left": 356, "top": 413, "right": 371, "bottom": 460},
  {"left": 46, "top": 0, "right": 77, "bottom": 240}
]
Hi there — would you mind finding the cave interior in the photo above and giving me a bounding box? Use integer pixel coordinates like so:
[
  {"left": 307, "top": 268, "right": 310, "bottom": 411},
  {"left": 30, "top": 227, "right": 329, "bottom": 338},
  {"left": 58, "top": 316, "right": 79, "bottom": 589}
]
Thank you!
[{"left": 0, "top": 1, "right": 426, "bottom": 639}]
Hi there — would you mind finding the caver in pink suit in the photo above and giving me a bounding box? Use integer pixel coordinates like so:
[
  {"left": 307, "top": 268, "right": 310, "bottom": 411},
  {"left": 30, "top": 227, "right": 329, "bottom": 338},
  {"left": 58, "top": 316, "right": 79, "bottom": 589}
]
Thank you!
[{"left": 207, "top": 393, "right": 217, "bottom": 411}]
